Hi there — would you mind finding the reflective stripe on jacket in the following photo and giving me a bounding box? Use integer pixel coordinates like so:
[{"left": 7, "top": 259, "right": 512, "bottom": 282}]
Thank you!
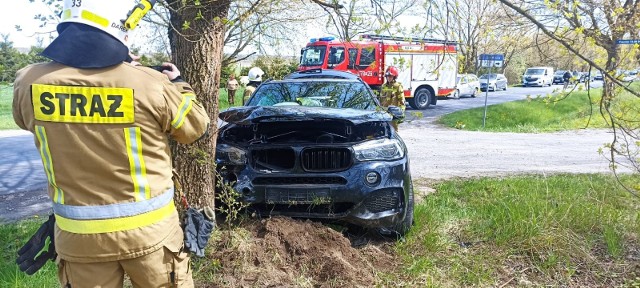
[{"left": 13, "top": 62, "right": 210, "bottom": 262}]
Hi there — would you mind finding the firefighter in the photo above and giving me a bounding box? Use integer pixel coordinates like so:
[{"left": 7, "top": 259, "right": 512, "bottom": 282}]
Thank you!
[
  {"left": 12, "top": 0, "right": 209, "bottom": 287},
  {"left": 243, "top": 67, "right": 264, "bottom": 105},
  {"left": 380, "top": 66, "right": 406, "bottom": 131}
]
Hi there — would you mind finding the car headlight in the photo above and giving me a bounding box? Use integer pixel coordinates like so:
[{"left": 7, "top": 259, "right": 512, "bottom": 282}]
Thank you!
[
  {"left": 353, "top": 138, "right": 404, "bottom": 161},
  {"left": 216, "top": 144, "right": 247, "bottom": 165}
]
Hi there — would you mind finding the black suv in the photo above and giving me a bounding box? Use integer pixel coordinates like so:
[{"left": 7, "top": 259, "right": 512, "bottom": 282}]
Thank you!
[{"left": 216, "top": 69, "right": 414, "bottom": 236}]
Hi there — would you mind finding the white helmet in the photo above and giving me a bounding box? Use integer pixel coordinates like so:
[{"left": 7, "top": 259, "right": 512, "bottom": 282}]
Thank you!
[
  {"left": 248, "top": 67, "right": 265, "bottom": 82},
  {"left": 60, "top": 0, "right": 155, "bottom": 45}
]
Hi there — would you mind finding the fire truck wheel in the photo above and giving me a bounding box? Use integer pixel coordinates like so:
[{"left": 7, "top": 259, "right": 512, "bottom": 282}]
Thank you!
[{"left": 409, "top": 88, "right": 432, "bottom": 110}]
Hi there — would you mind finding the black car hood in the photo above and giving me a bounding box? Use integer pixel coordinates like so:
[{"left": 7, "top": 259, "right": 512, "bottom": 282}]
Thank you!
[{"left": 219, "top": 106, "right": 392, "bottom": 125}]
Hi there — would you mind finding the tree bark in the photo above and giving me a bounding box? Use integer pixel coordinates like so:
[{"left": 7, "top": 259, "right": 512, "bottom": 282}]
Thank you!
[{"left": 167, "top": 0, "right": 231, "bottom": 209}]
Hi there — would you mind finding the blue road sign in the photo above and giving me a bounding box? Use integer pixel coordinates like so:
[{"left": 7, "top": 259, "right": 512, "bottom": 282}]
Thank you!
[
  {"left": 479, "top": 54, "right": 504, "bottom": 61},
  {"left": 479, "top": 54, "right": 504, "bottom": 68},
  {"left": 616, "top": 39, "right": 640, "bottom": 45}
]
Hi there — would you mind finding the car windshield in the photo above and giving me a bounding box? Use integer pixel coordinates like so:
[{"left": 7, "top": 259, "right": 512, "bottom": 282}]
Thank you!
[
  {"left": 300, "top": 46, "right": 327, "bottom": 66},
  {"left": 479, "top": 74, "right": 497, "bottom": 79},
  {"left": 525, "top": 69, "right": 545, "bottom": 75},
  {"left": 554, "top": 70, "right": 565, "bottom": 75},
  {"left": 246, "top": 80, "right": 377, "bottom": 110}
]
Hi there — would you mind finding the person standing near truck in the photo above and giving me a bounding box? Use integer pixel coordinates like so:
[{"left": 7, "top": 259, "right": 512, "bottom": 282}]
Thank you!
[{"left": 379, "top": 66, "right": 405, "bottom": 131}]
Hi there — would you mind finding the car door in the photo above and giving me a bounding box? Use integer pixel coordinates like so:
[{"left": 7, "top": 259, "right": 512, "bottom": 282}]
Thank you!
[
  {"left": 500, "top": 74, "right": 508, "bottom": 89},
  {"left": 460, "top": 75, "right": 471, "bottom": 95}
]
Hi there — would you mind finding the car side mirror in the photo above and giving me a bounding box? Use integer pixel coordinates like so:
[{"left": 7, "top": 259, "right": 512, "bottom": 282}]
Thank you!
[{"left": 387, "top": 105, "right": 405, "bottom": 120}]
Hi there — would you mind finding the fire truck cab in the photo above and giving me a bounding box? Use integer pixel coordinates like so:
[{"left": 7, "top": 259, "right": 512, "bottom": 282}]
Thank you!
[{"left": 298, "top": 35, "right": 458, "bottom": 110}]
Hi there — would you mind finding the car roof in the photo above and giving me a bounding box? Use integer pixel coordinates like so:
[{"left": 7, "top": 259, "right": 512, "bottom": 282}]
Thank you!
[{"left": 284, "top": 69, "right": 361, "bottom": 80}]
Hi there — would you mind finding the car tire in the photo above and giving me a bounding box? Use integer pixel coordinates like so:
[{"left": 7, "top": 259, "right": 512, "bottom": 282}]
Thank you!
[
  {"left": 453, "top": 89, "right": 460, "bottom": 99},
  {"left": 472, "top": 87, "right": 479, "bottom": 98},
  {"left": 409, "top": 88, "right": 432, "bottom": 110},
  {"left": 380, "top": 182, "right": 414, "bottom": 238},
  {"left": 503, "top": 84, "right": 507, "bottom": 91}
]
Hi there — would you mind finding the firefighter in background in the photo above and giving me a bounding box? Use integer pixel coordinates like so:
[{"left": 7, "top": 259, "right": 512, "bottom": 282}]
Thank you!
[
  {"left": 243, "top": 67, "right": 264, "bottom": 105},
  {"left": 12, "top": 0, "right": 209, "bottom": 287},
  {"left": 380, "top": 66, "right": 406, "bottom": 131}
]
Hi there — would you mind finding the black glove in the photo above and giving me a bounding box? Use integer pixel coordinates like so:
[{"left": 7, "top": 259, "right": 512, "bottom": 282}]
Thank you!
[
  {"left": 16, "top": 214, "right": 57, "bottom": 275},
  {"left": 183, "top": 207, "right": 215, "bottom": 257}
]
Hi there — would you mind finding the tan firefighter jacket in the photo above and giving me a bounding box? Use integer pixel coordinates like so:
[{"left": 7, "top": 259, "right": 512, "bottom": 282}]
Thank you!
[
  {"left": 13, "top": 62, "right": 210, "bottom": 262},
  {"left": 379, "top": 81, "right": 406, "bottom": 111}
]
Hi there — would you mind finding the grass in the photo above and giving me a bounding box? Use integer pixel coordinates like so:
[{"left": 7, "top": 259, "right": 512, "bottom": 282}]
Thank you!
[
  {"left": 385, "top": 174, "right": 640, "bottom": 286},
  {"left": 0, "top": 217, "right": 58, "bottom": 288},
  {"left": 4, "top": 174, "right": 639, "bottom": 287},
  {"left": 439, "top": 85, "right": 640, "bottom": 132},
  {"left": 0, "top": 85, "right": 19, "bottom": 130},
  {"left": 0, "top": 85, "right": 246, "bottom": 131}
]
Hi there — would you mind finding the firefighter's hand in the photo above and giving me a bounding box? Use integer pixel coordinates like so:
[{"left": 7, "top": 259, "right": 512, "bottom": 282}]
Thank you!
[
  {"left": 128, "top": 52, "right": 142, "bottom": 66},
  {"left": 161, "top": 62, "right": 182, "bottom": 81}
]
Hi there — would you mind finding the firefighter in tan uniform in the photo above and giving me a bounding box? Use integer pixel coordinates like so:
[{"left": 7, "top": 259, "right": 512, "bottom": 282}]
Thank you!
[
  {"left": 380, "top": 66, "right": 406, "bottom": 131},
  {"left": 12, "top": 0, "right": 209, "bottom": 287},
  {"left": 242, "top": 67, "right": 264, "bottom": 105}
]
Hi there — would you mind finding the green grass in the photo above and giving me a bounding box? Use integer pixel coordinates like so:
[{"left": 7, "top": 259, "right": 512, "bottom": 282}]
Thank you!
[
  {"left": 0, "top": 217, "right": 58, "bottom": 287},
  {"left": 0, "top": 85, "right": 19, "bottom": 130},
  {"left": 4, "top": 175, "right": 639, "bottom": 286},
  {"left": 439, "top": 86, "right": 639, "bottom": 132},
  {"left": 385, "top": 174, "right": 640, "bottom": 286}
]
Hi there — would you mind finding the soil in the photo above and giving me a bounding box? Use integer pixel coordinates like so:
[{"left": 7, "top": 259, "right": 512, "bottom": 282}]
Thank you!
[{"left": 201, "top": 217, "right": 397, "bottom": 288}]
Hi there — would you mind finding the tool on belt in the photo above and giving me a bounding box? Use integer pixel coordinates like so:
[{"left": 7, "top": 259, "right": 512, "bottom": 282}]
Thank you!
[
  {"left": 173, "top": 170, "right": 216, "bottom": 257},
  {"left": 16, "top": 214, "right": 57, "bottom": 275}
]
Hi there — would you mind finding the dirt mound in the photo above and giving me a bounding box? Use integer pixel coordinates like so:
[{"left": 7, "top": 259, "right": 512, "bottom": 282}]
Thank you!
[{"left": 201, "top": 217, "right": 397, "bottom": 287}]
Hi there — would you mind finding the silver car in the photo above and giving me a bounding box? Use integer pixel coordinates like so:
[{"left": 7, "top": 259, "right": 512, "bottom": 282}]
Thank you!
[
  {"left": 479, "top": 73, "right": 508, "bottom": 92},
  {"left": 453, "top": 74, "right": 480, "bottom": 98}
]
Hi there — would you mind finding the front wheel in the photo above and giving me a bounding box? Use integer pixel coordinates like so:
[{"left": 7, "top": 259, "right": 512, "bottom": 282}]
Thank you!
[
  {"left": 380, "top": 182, "right": 414, "bottom": 238},
  {"left": 452, "top": 89, "right": 460, "bottom": 99},
  {"left": 408, "top": 88, "right": 433, "bottom": 110}
]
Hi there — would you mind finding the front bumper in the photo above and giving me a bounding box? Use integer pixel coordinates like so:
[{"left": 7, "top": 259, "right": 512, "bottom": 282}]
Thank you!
[
  {"left": 480, "top": 83, "right": 495, "bottom": 91},
  {"left": 219, "top": 157, "right": 411, "bottom": 228},
  {"left": 523, "top": 78, "right": 543, "bottom": 86}
]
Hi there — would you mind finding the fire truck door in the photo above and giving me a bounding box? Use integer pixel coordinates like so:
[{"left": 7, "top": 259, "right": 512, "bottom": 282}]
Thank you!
[{"left": 411, "top": 54, "right": 438, "bottom": 81}]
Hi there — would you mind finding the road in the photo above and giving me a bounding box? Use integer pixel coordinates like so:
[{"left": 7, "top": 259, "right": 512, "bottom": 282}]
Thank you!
[{"left": 0, "top": 82, "right": 602, "bottom": 222}]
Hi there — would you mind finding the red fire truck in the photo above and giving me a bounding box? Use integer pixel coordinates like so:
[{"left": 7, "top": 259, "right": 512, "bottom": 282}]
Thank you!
[{"left": 298, "top": 34, "right": 458, "bottom": 110}]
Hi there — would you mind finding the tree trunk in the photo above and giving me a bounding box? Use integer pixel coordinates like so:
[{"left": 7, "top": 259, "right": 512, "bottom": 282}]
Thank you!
[{"left": 167, "top": 0, "right": 231, "bottom": 209}]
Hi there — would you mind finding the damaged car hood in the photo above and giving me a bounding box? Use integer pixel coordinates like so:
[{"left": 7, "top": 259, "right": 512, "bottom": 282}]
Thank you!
[{"left": 219, "top": 106, "right": 392, "bottom": 125}]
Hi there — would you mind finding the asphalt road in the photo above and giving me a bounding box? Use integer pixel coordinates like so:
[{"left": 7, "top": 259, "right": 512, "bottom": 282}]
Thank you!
[{"left": 0, "top": 82, "right": 602, "bottom": 222}]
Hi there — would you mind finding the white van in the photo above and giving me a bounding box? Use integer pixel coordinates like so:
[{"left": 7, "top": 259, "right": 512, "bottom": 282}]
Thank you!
[{"left": 522, "top": 67, "right": 554, "bottom": 87}]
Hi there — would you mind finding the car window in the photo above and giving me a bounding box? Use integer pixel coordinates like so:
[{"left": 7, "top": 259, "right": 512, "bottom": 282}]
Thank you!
[
  {"left": 525, "top": 69, "right": 545, "bottom": 75},
  {"left": 469, "top": 75, "right": 478, "bottom": 82},
  {"left": 300, "top": 46, "right": 326, "bottom": 66},
  {"left": 247, "top": 81, "right": 377, "bottom": 110},
  {"left": 359, "top": 47, "right": 376, "bottom": 66},
  {"left": 328, "top": 46, "right": 345, "bottom": 66},
  {"left": 480, "top": 74, "right": 497, "bottom": 79}
]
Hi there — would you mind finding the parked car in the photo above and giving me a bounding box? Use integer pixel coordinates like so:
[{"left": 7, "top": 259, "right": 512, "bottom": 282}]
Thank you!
[
  {"left": 571, "top": 71, "right": 585, "bottom": 83},
  {"left": 453, "top": 74, "right": 480, "bottom": 98},
  {"left": 552, "top": 70, "right": 566, "bottom": 85},
  {"left": 479, "top": 73, "right": 508, "bottom": 91},
  {"left": 592, "top": 71, "right": 604, "bottom": 81},
  {"left": 522, "top": 66, "right": 554, "bottom": 87},
  {"left": 216, "top": 69, "right": 414, "bottom": 236}
]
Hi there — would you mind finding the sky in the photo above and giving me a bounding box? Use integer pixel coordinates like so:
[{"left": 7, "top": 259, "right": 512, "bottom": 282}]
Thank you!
[
  {"left": 0, "top": 2, "right": 58, "bottom": 48},
  {"left": 0, "top": 2, "right": 427, "bottom": 55}
]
